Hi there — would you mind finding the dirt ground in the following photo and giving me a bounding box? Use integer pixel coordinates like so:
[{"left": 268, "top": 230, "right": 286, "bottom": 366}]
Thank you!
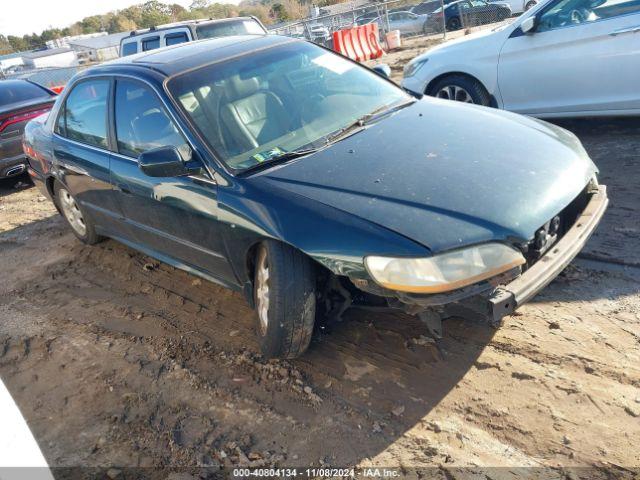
[{"left": 1, "top": 36, "right": 639, "bottom": 478}]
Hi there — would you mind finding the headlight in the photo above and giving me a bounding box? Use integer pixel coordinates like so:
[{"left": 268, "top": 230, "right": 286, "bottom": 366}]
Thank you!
[
  {"left": 403, "top": 57, "right": 428, "bottom": 78},
  {"left": 365, "top": 243, "right": 525, "bottom": 293}
]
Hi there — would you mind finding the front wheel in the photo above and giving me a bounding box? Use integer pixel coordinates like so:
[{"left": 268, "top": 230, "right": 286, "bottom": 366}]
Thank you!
[
  {"left": 525, "top": 0, "right": 537, "bottom": 9},
  {"left": 430, "top": 74, "right": 491, "bottom": 106},
  {"left": 253, "top": 241, "right": 316, "bottom": 359}
]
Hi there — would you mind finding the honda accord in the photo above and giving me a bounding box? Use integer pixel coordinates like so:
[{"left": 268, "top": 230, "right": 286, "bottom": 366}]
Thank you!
[{"left": 23, "top": 35, "right": 608, "bottom": 358}]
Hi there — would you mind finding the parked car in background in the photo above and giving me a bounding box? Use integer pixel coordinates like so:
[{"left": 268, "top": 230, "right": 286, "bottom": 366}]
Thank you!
[
  {"left": 411, "top": 0, "right": 455, "bottom": 15},
  {"left": 0, "top": 79, "right": 56, "bottom": 180},
  {"left": 354, "top": 11, "right": 382, "bottom": 25},
  {"left": 488, "top": 0, "right": 537, "bottom": 13},
  {"left": 307, "top": 23, "right": 332, "bottom": 44},
  {"left": 119, "top": 17, "right": 268, "bottom": 56},
  {"left": 403, "top": 0, "right": 640, "bottom": 117},
  {"left": 424, "top": 0, "right": 512, "bottom": 31},
  {"left": 370, "top": 11, "right": 430, "bottom": 35},
  {"left": 24, "top": 35, "right": 607, "bottom": 359}
]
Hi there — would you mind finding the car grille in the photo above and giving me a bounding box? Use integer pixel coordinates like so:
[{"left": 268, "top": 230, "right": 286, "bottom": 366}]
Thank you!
[{"left": 518, "top": 184, "right": 591, "bottom": 268}]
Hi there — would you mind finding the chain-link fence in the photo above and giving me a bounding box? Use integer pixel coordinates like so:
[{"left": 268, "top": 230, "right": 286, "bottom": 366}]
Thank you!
[{"left": 269, "top": 0, "right": 524, "bottom": 48}]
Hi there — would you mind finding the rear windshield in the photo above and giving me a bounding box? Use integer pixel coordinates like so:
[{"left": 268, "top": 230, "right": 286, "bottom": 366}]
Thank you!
[
  {"left": 0, "top": 81, "right": 50, "bottom": 107},
  {"left": 195, "top": 19, "right": 265, "bottom": 39}
]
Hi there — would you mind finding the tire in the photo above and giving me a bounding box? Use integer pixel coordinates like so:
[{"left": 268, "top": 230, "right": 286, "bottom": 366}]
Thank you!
[
  {"left": 253, "top": 240, "right": 316, "bottom": 359},
  {"left": 447, "top": 17, "right": 461, "bottom": 30},
  {"left": 54, "top": 181, "right": 102, "bottom": 245},
  {"left": 525, "top": 0, "right": 537, "bottom": 9},
  {"left": 430, "top": 74, "right": 491, "bottom": 106}
]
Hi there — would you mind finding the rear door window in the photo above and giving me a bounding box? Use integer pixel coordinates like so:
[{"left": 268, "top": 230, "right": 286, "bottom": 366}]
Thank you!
[
  {"left": 165, "top": 32, "right": 189, "bottom": 46},
  {"left": 58, "top": 79, "right": 109, "bottom": 149},
  {"left": 142, "top": 36, "right": 160, "bottom": 51},
  {"left": 121, "top": 42, "right": 138, "bottom": 56}
]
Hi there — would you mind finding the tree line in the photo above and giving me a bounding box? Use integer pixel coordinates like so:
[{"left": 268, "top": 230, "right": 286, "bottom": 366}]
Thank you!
[{"left": 0, "top": 0, "right": 340, "bottom": 54}]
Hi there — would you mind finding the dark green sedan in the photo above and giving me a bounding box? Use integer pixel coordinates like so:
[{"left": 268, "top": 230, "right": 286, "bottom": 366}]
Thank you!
[{"left": 23, "top": 35, "right": 608, "bottom": 358}]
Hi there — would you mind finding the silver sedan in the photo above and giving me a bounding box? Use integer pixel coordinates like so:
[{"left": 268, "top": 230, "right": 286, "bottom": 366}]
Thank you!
[{"left": 371, "top": 11, "right": 429, "bottom": 35}]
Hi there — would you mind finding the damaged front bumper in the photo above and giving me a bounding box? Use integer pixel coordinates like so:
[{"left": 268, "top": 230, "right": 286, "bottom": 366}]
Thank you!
[
  {"left": 354, "top": 185, "right": 608, "bottom": 324},
  {"left": 489, "top": 184, "right": 608, "bottom": 322}
]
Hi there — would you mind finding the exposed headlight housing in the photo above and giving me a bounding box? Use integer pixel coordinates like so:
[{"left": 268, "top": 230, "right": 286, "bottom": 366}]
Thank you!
[
  {"left": 365, "top": 243, "right": 525, "bottom": 294},
  {"left": 403, "top": 57, "right": 428, "bottom": 78}
]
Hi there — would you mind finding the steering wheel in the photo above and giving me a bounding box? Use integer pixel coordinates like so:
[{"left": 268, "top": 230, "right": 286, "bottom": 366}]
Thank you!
[{"left": 569, "top": 8, "right": 585, "bottom": 23}]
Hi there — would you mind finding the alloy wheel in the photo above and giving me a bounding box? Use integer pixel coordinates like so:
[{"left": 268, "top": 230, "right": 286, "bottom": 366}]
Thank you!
[
  {"left": 436, "top": 85, "right": 474, "bottom": 103},
  {"left": 59, "top": 188, "right": 87, "bottom": 236},
  {"left": 255, "top": 247, "right": 270, "bottom": 335}
]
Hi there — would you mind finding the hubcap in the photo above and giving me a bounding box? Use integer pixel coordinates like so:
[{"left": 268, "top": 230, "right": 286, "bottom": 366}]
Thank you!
[
  {"left": 436, "top": 85, "right": 474, "bottom": 103},
  {"left": 59, "top": 188, "right": 87, "bottom": 236},
  {"left": 255, "top": 248, "right": 270, "bottom": 335}
]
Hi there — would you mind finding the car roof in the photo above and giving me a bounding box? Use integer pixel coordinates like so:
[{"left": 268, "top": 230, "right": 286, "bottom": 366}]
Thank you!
[{"left": 95, "top": 35, "right": 295, "bottom": 78}]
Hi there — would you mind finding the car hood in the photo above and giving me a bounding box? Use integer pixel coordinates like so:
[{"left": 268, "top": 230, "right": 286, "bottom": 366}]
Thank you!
[{"left": 254, "top": 99, "right": 597, "bottom": 253}]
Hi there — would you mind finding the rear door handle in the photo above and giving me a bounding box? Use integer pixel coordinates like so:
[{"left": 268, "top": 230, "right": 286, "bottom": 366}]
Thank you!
[{"left": 609, "top": 25, "right": 640, "bottom": 36}]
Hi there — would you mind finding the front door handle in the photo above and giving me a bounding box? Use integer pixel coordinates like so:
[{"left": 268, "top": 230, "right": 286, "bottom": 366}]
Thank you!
[{"left": 609, "top": 25, "right": 640, "bottom": 36}]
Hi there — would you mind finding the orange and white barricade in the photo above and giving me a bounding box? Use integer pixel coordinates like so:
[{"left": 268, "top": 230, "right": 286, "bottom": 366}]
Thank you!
[{"left": 332, "top": 23, "right": 385, "bottom": 62}]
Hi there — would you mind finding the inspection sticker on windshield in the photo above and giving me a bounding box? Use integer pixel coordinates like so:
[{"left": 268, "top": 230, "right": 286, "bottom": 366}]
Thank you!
[
  {"left": 253, "top": 147, "right": 285, "bottom": 163},
  {"left": 312, "top": 53, "right": 354, "bottom": 75}
]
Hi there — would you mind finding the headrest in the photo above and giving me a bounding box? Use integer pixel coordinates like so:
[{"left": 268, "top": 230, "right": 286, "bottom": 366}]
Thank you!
[{"left": 226, "top": 74, "right": 260, "bottom": 101}]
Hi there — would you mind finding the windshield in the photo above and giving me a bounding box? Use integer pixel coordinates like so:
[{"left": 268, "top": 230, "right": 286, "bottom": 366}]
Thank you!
[
  {"left": 195, "top": 19, "right": 266, "bottom": 39},
  {"left": 168, "top": 41, "right": 408, "bottom": 172}
]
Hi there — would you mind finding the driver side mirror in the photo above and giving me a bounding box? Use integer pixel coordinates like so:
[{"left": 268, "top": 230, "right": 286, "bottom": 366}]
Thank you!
[
  {"left": 520, "top": 15, "right": 537, "bottom": 33},
  {"left": 139, "top": 146, "right": 194, "bottom": 177},
  {"left": 371, "top": 63, "right": 391, "bottom": 78}
]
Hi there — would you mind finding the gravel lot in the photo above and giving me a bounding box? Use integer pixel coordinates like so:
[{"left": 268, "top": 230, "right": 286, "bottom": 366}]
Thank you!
[{"left": 0, "top": 35, "right": 639, "bottom": 477}]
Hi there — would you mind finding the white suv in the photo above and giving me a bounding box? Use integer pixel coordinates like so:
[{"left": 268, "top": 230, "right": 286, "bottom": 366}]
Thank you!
[
  {"left": 402, "top": 0, "right": 640, "bottom": 118},
  {"left": 120, "top": 17, "right": 267, "bottom": 57}
]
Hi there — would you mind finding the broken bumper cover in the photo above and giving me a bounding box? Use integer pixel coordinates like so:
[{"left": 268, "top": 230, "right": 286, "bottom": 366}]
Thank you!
[{"left": 489, "top": 185, "right": 608, "bottom": 322}]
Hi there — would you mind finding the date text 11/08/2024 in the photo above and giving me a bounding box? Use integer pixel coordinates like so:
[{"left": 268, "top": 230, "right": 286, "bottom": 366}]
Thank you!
[{"left": 232, "top": 468, "right": 400, "bottom": 477}]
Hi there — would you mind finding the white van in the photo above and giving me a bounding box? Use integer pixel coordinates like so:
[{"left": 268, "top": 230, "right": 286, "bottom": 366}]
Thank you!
[{"left": 119, "top": 17, "right": 268, "bottom": 57}]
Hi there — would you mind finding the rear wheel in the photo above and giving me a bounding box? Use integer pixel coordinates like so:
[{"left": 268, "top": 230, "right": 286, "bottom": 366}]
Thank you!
[
  {"left": 253, "top": 241, "right": 316, "bottom": 359},
  {"left": 430, "top": 74, "right": 491, "bottom": 106},
  {"left": 55, "top": 182, "right": 102, "bottom": 245},
  {"left": 447, "top": 17, "right": 461, "bottom": 30}
]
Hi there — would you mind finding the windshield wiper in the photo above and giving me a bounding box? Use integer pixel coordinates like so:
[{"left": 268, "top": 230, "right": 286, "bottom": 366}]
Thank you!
[
  {"left": 324, "top": 98, "right": 417, "bottom": 145},
  {"left": 240, "top": 147, "right": 322, "bottom": 175},
  {"left": 240, "top": 99, "right": 417, "bottom": 175}
]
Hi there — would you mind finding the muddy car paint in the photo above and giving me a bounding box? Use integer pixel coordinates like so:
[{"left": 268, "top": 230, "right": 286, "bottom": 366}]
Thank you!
[{"left": 23, "top": 35, "right": 603, "bottom": 316}]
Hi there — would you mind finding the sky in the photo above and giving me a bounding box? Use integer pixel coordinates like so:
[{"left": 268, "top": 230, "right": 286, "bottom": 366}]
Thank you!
[{"left": 0, "top": 0, "right": 237, "bottom": 37}]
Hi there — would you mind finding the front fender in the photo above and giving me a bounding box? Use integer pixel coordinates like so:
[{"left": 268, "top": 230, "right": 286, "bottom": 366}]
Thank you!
[{"left": 217, "top": 177, "right": 430, "bottom": 284}]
